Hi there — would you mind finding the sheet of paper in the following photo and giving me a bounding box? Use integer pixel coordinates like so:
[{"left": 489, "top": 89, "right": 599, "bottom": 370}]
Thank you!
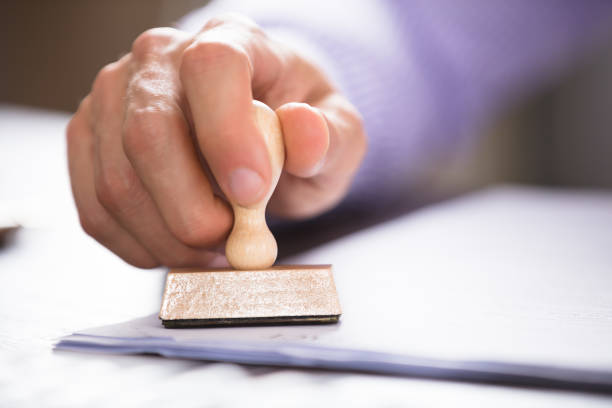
[{"left": 56, "top": 187, "right": 612, "bottom": 392}]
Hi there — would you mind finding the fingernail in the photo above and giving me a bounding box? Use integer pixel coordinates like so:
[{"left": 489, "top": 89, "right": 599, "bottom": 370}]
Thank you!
[{"left": 228, "top": 167, "right": 264, "bottom": 206}]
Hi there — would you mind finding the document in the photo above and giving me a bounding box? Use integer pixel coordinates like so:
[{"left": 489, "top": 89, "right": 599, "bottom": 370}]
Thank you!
[{"left": 56, "top": 188, "right": 612, "bottom": 393}]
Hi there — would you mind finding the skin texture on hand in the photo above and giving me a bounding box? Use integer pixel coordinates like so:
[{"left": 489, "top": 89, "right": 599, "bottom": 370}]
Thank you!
[{"left": 66, "top": 14, "right": 367, "bottom": 269}]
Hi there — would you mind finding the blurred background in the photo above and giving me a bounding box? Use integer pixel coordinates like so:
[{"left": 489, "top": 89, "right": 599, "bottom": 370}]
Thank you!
[{"left": 1, "top": 0, "right": 612, "bottom": 194}]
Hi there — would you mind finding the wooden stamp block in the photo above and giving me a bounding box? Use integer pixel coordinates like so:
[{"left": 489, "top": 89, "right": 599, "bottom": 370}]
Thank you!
[
  {"left": 159, "top": 101, "right": 342, "bottom": 328},
  {"left": 159, "top": 265, "right": 341, "bottom": 328}
]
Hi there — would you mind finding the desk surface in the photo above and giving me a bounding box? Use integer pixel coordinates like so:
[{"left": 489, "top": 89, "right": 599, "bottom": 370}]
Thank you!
[{"left": 1, "top": 105, "right": 612, "bottom": 407}]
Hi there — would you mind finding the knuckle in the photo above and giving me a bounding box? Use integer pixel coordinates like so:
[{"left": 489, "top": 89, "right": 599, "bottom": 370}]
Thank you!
[
  {"left": 154, "top": 252, "right": 183, "bottom": 268},
  {"left": 127, "top": 67, "right": 178, "bottom": 103},
  {"left": 129, "top": 256, "right": 160, "bottom": 270},
  {"left": 66, "top": 97, "right": 91, "bottom": 149},
  {"left": 172, "top": 213, "right": 222, "bottom": 248},
  {"left": 79, "top": 212, "right": 108, "bottom": 240},
  {"left": 65, "top": 116, "right": 80, "bottom": 148},
  {"left": 80, "top": 213, "right": 161, "bottom": 269},
  {"left": 91, "top": 62, "right": 120, "bottom": 97},
  {"left": 76, "top": 94, "right": 92, "bottom": 115},
  {"left": 122, "top": 106, "right": 178, "bottom": 158},
  {"left": 131, "top": 27, "right": 178, "bottom": 59},
  {"left": 181, "top": 40, "right": 249, "bottom": 76},
  {"left": 94, "top": 165, "right": 140, "bottom": 213}
]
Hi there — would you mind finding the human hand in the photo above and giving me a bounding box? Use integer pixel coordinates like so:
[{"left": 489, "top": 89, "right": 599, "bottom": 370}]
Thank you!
[{"left": 66, "top": 15, "right": 366, "bottom": 268}]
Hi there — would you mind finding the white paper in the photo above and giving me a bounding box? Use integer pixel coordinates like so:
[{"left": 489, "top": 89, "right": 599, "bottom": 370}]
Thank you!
[{"left": 56, "top": 187, "right": 612, "bottom": 392}]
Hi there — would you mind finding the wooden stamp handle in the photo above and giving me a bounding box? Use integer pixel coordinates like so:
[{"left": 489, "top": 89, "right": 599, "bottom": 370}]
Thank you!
[{"left": 225, "top": 101, "right": 285, "bottom": 269}]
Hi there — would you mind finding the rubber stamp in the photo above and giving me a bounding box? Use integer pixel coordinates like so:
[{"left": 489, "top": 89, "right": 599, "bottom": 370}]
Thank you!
[{"left": 159, "top": 101, "right": 342, "bottom": 328}]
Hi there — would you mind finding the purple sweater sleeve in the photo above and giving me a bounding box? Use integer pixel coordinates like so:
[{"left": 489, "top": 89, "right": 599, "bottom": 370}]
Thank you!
[{"left": 179, "top": 0, "right": 612, "bottom": 212}]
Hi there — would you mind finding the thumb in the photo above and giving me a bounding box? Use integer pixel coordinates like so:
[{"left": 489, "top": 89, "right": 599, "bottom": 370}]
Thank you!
[{"left": 198, "top": 101, "right": 272, "bottom": 208}]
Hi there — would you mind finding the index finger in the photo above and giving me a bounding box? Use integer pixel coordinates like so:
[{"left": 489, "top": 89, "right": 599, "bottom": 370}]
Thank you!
[
  {"left": 179, "top": 15, "right": 285, "bottom": 208},
  {"left": 121, "top": 28, "right": 233, "bottom": 248}
]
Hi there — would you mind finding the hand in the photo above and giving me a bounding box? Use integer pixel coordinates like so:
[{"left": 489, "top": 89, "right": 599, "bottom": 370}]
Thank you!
[{"left": 66, "top": 14, "right": 367, "bottom": 268}]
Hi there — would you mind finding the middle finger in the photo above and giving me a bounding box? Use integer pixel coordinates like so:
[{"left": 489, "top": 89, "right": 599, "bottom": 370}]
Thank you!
[{"left": 90, "top": 53, "right": 220, "bottom": 267}]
